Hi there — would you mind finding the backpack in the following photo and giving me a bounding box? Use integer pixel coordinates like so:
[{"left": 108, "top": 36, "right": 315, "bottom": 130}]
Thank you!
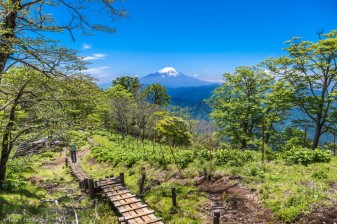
[{"left": 70, "top": 144, "right": 76, "bottom": 152}]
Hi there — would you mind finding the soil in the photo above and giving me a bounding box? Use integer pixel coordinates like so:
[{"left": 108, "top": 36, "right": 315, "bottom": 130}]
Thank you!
[
  {"left": 297, "top": 203, "right": 337, "bottom": 224},
  {"left": 199, "top": 176, "right": 280, "bottom": 224}
]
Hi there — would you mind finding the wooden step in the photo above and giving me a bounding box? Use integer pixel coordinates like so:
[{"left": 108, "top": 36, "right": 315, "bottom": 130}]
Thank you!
[
  {"left": 124, "top": 210, "right": 155, "bottom": 221},
  {"left": 115, "top": 199, "right": 141, "bottom": 207},
  {"left": 118, "top": 204, "right": 147, "bottom": 213}
]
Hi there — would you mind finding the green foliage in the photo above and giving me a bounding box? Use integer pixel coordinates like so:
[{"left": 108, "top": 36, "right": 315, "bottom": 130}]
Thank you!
[
  {"left": 112, "top": 76, "right": 141, "bottom": 97},
  {"left": 282, "top": 147, "right": 332, "bottom": 165},
  {"left": 156, "top": 116, "right": 192, "bottom": 147},
  {"left": 213, "top": 149, "right": 256, "bottom": 166},
  {"left": 269, "top": 29, "right": 337, "bottom": 149},
  {"left": 312, "top": 170, "right": 328, "bottom": 180},
  {"left": 141, "top": 83, "right": 170, "bottom": 106}
]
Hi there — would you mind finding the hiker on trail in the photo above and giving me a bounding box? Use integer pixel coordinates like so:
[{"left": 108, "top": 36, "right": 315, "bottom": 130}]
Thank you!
[{"left": 70, "top": 143, "right": 77, "bottom": 163}]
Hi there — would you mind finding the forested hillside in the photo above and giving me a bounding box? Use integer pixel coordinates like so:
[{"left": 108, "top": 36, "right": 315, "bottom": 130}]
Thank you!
[{"left": 1, "top": 1, "right": 337, "bottom": 223}]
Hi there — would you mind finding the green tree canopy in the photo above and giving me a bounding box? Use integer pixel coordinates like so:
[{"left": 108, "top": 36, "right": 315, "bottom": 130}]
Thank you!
[
  {"left": 208, "top": 66, "right": 275, "bottom": 149},
  {"left": 269, "top": 29, "right": 337, "bottom": 149},
  {"left": 141, "top": 83, "right": 170, "bottom": 106},
  {"left": 106, "top": 84, "right": 136, "bottom": 139},
  {"left": 112, "top": 76, "right": 141, "bottom": 97},
  {"left": 0, "top": 1, "right": 126, "bottom": 76},
  {"left": 0, "top": 67, "right": 96, "bottom": 182}
]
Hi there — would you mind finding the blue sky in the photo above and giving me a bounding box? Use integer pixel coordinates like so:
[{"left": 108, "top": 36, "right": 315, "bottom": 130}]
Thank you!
[{"left": 62, "top": 0, "right": 337, "bottom": 83}]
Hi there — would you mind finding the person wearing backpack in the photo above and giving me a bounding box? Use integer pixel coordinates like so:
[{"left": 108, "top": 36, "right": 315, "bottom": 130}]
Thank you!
[{"left": 70, "top": 143, "right": 77, "bottom": 163}]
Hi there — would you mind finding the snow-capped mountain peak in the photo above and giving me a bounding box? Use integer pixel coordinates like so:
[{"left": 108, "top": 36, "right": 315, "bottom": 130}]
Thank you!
[
  {"left": 140, "top": 67, "right": 216, "bottom": 88},
  {"left": 158, "top": 67, "right": 180, "bottom": 77}
]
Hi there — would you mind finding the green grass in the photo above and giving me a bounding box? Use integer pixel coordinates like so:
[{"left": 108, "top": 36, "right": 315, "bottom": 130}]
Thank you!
[
  {"left": 1, "top": 149, "right": 118, "bottom": 224},
  {"left": 86, "top": 131, "right": 337, "bottom": 223}
]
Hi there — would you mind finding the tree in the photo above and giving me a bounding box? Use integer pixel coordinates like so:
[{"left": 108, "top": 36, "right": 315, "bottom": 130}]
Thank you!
[
  {"left": 0, "top": 1, "right": 126, "bottom": 77},
  {"left": 0, "top": 67, "right": 95, "bottom": 182},
  {"left": 270, "top": 30, "right": 337, "bottom": 149},
  {"left": 208, "top": 66, "right": 273, "bottom": 149},
  {"left": 141, "top": 83, "right": 170, "bottom": 106},
  {"left": 112, "top": 76, "right": 141, "bottom": 97},
  {"left": 156, "top": 116, "right": 192, "bottom": 174},
  {"left": 106, "top": 84, "right": 136, "bottom": 139}
]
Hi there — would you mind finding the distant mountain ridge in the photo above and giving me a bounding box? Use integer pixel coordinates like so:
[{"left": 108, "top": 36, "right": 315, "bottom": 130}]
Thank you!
[
  {"left": 139, "top": 67, "right": 215, "bottom": 88},
  {"left": 97, "top": 67, "right": 220, "bottom": 119}
]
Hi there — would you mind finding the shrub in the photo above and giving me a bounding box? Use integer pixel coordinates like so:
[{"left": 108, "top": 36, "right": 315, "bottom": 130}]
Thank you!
[
  {"left": 282, "top": 147, "right": 331, "bottom": 165},
  {"left": 312, "top": 170, "right": 328, "bottom": 179}
]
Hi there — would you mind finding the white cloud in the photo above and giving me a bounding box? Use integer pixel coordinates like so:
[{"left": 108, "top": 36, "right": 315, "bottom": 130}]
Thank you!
[
  {"left": 83, "top": 53, "right": 107, "bottom": 61},
  {"left": 193, "top": 74, "right": 198, "bottom": 77},
  {"left": 205, "top": 69, "right": 209, "bottom": 72},
  {"left": 201, "top": 78, "right": 223, "bottom": 83},
  {"left": 83, "top": 66, "right": 113, "bottom": 83},
  {"left": 82, "top": 43, "right": 91, "bottom": 50}
]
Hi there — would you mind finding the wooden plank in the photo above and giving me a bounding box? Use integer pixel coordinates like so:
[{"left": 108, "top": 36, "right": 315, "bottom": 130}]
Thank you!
[
  {"left": 134, "top": 217, "right": 144, "bottom": 224},
  {"left": 100, "top": 180, "right": 121, "bottom": 186},
  {"left": 119, "top": 204, "right": 147, "bottom": 213},
  {"left": 138, "top": 218, "right": 163, "bottom": 224},
  {"left": 103, "top": 185, "right": 126, "bottom": 191},
  {"left": 115, "top": 199, "right": 141, "bottom": 207},
  {"left": 110, "top": 194, "right": 136, "bottom": 202},
  {"left": 124, "top": 210, "right": 155, "bottom": 221},
  {"left": 101, "top": 183, "right": 124, "bottom": 189},
  {"left": 109, "top": 190, "right": 131, "bottom": 196}
]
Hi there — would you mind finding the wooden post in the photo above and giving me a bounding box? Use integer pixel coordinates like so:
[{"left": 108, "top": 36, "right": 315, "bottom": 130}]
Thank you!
[
  {"left": 65, "top": 158, "right": 68, "bottom": 167},
  {"left": 83, "top": 178, "right": 89, "bottom": 192},
  {"left": 79, "top": 181, "right": 82, "bottom": 190},
  {"left": 120, "top": 173, "right": 125, "bottom": 186},
  {"left": 172, "top": 187, "right": 177, "bottom": 207},
  {"left": 213, "top": 210, "right": 220, "bottom": 224},
  {"left": 140, "top": 173, "right": 146, "bottom": 195},
  {"left": 261, "top": 120, "right": 265, "bottom": 163},
  {"left": 88, "top": 178, "right": 95, "bottom": 199}
]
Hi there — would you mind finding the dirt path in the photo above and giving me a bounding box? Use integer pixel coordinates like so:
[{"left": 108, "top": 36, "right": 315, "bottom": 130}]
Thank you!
[{"left": 199, "top": 176, "right": 279, "bottom": 224}]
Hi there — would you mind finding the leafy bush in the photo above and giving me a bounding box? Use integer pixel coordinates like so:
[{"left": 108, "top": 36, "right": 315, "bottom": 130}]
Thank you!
[
  {"left": 312, "top": 170, "right": 328, "bottom": 179},
  {"left": 213, "top": 149, "right": 255, "bottom": 166},
  {"left": 176, "top": 150, "right": 194, "bottom": 168},
  {"left": 282, "top": 147, "right": 331, "bottom": 165}
]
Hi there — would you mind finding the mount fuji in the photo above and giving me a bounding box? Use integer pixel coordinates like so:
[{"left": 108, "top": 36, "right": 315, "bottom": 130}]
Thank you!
[{"left": 139, "top": 67, "right": 215, "bottom": 88}]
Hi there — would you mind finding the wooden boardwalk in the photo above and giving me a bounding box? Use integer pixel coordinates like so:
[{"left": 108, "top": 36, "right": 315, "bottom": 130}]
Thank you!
[{"left": 67, "top": 158, "right": 163, "bottom": 224}]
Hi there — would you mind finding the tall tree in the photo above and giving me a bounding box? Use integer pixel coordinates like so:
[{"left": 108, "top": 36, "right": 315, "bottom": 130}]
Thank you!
[
  {"left": 0, "top": 67, "right": 95, "bottom": 182},
  {"left": 207, "top": 66, "right": 273, "bottom": 149},
  {"left": 156, "top": 116, "right": 192, "bottom": 174},
  {"left": 112, "top": 76, "right": 141, "bottom": 97},
  {"left": 106, "top": 84, "right": 136, "bottom": 139},
  {"left": 141, "top": 83, "right": 170, "bottom": 106},
  {"left": 0, "top": 1, "right": 126, "bottom": 76},
  {"left": 270, "top": 30, "right": 337, "bottom": 149}
]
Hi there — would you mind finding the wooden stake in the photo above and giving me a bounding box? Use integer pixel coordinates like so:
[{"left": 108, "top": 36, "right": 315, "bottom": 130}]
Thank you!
[
  {"left": 140, "top": 174, "right": 146, "bottom": 195},
  {"left": 213, "top": 210, "right": 220, "bottom": 224},
  {"left": 120, "top": 173, "right": 125, "bottom": 186},
  {"left": 172, "top": 187, "right": 177, "bottom": 207},
  {"left": 83, "top": 178, "right": 89, "bottom": 192},
  {"left": 88, "top": 178, "right": 95, "bottom": 199}
]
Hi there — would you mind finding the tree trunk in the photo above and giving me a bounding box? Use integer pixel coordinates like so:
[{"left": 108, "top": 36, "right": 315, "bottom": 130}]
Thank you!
[
  {"left": 169, "top": 144, "right": 181, "bottom": 174},
  {"left": 241, "top": 139, "right": 247, "bottom": 150},
  {"left": 0, "top": 1, "right": 18, "bottom": 74},
  {"left": 312, "top": 115, "right": 323, "bottom": 150},
  {"left": 0, "top": 84, "right": 26, "bottom": 183}
]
